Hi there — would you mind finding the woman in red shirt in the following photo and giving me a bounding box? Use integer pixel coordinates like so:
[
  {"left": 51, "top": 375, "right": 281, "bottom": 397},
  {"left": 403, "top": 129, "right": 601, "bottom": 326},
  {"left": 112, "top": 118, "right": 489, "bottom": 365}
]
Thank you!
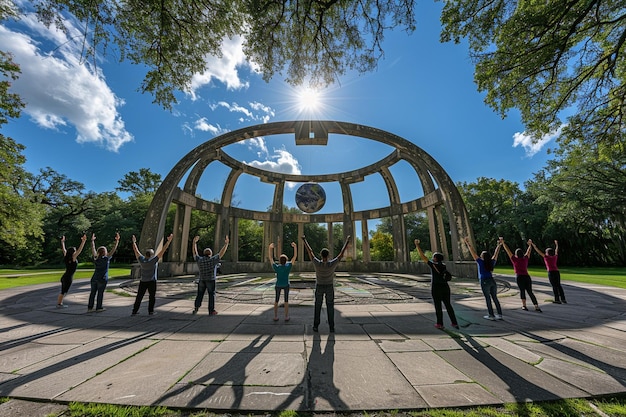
[
  {"left": 531, "top": 239, "right": 566, "bottom": 304},
  {"left": 501, "top": 238, "right": 542, "bottom": 312}
]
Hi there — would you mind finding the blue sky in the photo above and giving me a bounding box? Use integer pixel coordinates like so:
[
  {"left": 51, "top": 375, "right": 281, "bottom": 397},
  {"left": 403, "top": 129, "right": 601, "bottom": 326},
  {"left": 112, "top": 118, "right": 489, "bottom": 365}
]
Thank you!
[{"left": 1, "top": 2, "right": 558, "bottom": 225}]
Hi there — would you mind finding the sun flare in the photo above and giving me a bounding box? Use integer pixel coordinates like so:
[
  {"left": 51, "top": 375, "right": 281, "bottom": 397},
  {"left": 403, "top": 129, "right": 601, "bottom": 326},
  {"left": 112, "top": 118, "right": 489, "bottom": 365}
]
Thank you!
[{"left": 297, "top": 87, "right": 321, "bottom": 113}]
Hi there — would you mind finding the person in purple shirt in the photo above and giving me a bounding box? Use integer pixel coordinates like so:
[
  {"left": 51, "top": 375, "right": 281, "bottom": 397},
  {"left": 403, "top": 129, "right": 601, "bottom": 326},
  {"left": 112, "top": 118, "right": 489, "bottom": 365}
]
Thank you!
[
  {"left": 464, "top": 237, "right": 503, "bottom": 321},
  {"left": 531, "top": 239, "right": 566, "bottom": 304},
  {"left": 501, "top": 237, "right": 542, "bottom": 312}
]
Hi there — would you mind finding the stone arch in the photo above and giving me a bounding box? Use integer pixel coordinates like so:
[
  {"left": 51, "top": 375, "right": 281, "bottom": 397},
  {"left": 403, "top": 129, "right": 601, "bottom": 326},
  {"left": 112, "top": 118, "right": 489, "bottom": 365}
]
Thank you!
[{"left": 137, "top": 120, "right": 476, "bottom": 277}]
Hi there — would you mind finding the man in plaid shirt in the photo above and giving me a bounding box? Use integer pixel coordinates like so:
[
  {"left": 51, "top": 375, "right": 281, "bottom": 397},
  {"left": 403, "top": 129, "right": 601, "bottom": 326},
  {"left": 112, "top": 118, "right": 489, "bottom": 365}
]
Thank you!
[{"left": 192, "top": 235, "right": 229, "bottom": 315}]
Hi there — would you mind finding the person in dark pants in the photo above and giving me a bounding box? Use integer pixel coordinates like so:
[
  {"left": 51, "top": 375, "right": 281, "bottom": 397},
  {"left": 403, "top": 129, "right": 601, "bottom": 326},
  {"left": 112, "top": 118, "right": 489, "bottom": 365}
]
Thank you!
[
  {"left": 501, "top": 237, "right": 542, "bottom": 312},
  {"left": 268, "top": 241, "right": 297, "bottom": 321},
  {"left": 531, "top": 239, "right": 566, "bottom": 304},
  {"left": 88, "top": 232, "right": 119, "bottom": 312},
  {"left": 414, "top": 239, "right": 459, "bottom": 329},
  {"left": 192, "top": 235, "right": 229, "bottom": 315},
  {"left": 131, "top": 233, "right": 173, "bottom": 315},
  {"left": 464, "top": 237, "right": 503, "bottom": 320},
  {"left": 302, "top": 235, "right": 351, "bottom": 333},
  {"left": 57, "top": 233, "right": 87, "bottom": 308}
]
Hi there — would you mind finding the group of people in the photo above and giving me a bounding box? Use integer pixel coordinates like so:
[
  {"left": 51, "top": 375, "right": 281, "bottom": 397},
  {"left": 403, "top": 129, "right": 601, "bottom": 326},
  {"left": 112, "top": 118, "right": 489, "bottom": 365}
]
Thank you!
[
  {"left": 57, "top": 232, "right": 565, "bottom": 331},
  {"left": 415, "top": 237, "right": 566, "bottom": 329}
]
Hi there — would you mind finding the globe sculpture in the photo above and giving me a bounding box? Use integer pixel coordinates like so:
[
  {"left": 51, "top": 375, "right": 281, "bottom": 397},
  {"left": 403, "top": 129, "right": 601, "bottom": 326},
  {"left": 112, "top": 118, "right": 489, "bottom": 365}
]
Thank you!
[{"left": 295, "top": 182, "right": 326, "bottom": 213}]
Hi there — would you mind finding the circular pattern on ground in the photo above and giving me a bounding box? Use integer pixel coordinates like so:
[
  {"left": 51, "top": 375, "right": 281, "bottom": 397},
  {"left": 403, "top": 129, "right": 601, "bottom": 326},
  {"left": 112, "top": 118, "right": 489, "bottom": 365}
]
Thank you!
[{"left": 120, "top": 273, "right": 510, "bottom": 305}]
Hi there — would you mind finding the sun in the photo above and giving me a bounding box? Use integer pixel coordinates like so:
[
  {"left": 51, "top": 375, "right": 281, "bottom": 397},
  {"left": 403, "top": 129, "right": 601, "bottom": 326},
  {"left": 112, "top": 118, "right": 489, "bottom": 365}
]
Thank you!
[{"left": 297, "top": 87, "right": 322, "bottom": 113}]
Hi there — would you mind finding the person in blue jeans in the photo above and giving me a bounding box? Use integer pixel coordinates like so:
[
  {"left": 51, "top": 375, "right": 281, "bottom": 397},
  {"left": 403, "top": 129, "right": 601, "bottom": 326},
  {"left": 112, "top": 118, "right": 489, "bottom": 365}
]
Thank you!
[
  {"left": 192, "top": 235, "right": 229, "bottom": 315},
  {"left": 88, "top": 232, "right": 120, "bottom": 312},
  {"left": 302, "top": 235, "right": 351, "bottom": 333},
  {"left": 464, "top": 237, "right": 503, "bottom": 321},
  {"left": 131, "top": 232, "right": 173, "bottom": 315},
  {"left": 268, "top": 241, "right": 297, "bottom": 321}
]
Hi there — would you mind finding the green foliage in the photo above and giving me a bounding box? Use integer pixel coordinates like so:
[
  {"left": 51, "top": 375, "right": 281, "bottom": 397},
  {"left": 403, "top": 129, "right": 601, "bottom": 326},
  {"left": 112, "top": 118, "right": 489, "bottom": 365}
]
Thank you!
[
  {"left": 370, "top": 230, "right": 394, "bottom": 261},
  {"left": 116, "top": 168, "right": 162, "bottom": 196},
  {"left": 30, "top": 1, "right": 416, "bottom": 109},
  {"left": 457, "top": 177, "right": 523, "bottom": 250},
  {"left": 237, "top": 219, "right": 263, "bottom": 261},
  {"left": 440, "top": 0, "right": 626, "bottom": 148}
]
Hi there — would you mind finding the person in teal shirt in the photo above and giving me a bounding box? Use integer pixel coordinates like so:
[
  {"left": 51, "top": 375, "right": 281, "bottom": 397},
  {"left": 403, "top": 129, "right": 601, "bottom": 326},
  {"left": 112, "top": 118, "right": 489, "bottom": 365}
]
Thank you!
[{"left": 268, "top": 241, "right": 297, "bottom": 321}]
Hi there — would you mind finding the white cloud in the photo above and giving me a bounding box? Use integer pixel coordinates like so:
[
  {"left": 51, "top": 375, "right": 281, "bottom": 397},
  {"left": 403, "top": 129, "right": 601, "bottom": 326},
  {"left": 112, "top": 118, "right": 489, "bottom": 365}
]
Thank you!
[
  {"left": 512, "top": 126, "right": 563, "bottom": 156},
  {"left": 245, "top": 148, "right": 302, "bottom": 188},
  {"left": 209, "top": 100, "right": 275, "bottom": 124},
  {"left": 189, "top": 36, "right": 251, "bottom": 99},
  {"left": 193, "top": 117, "right": 229, "bottom": 136},
  {"left": 0, "top": 17, "right": 133, "bottom": 152}
]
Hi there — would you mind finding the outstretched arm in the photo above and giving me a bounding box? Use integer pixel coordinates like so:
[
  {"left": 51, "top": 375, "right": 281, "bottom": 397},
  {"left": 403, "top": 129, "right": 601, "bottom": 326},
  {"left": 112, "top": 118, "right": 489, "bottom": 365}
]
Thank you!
[
  {"left": 463, "top": 237, "right": 478, "bottom": 259},
  {"left": 192, "top": 236, "right": 200, "bottom": 258},
  {"left": 108, "top": 232, "right": 120, "bottom": 257},
  {"left": 524, "top": 240, "right": 533, "bottom": 257},
  {"left": 500, "top": 237, "right": 513, "bottom": 259},
  {"left": 301, "top": 236, "right": 315, "bottom": 260},
  {"left": 492, "top": 240, "right": 502, "bottom": 260},
  {"left": 156, "top": 233, "right": 173, "bottom": 259},
  {"left": 91, "top": 233, "right": 97, "bottom": 257},
  {"left": 131, "top": 235, "right": 142, "bottom": 259},
  {"left": 61, "top": 236, "right": 67, "bottom": 257},
  {"left": 73, "top": 234, "right": 87, "bottom": 261},
  {"left": 336, "top": 235, "right": 352, "bottom": 261},
  {"left": 218, "top": 235, "right": 229, "bottom": 258},
  {"left": 290, "top": 242, "right": 297, "bottom": 263},
  {"left": 554, "top": 240, "right": 559, "bottom": 256},
  {"left": 268, "top": 243, "right": 275, "bottom": 264},
  {"left": 414, "top": 239, "right": 429, "bottom": 263},
  {"left": 529, "top": 239, "right": 545, "bottom": 257}
]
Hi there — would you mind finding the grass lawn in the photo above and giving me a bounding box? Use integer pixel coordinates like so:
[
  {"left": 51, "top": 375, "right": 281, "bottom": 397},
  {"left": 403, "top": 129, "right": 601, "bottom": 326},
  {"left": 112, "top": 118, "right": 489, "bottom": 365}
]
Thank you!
[
  {"left": 496, "top": 265, "right": 626, "bottom": 289},
  {"left": 0, "top": 265, "right": 131, "bottom": 290}
]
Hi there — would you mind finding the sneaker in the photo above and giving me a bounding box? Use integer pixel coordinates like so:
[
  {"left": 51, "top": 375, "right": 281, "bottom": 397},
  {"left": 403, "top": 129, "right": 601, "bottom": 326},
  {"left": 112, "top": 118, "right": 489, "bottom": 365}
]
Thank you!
[
  {"left": 535, "top": 307, "right": 543, "bottom": 312},
  {"left": 284, "top": 317, "right": 290, "bottom": 322},
  {"left": 209, "top": 310, "right": 218, "bottom": 315},
  {"left": 434, "top": 323, "right": 444, "bottom": 329},
  {"left": 273, "top": 317, "right": 279, "bottom": 321},
  {"left": 149, "top": 311, "right": 156, "bottom": 315},
  {"left": 495, "top": 314, "right": 503, "bottom": 320},
  {"left": 131, "top": 312, "right": 138, "bottom": 316},
  {"left": 452, "top": 323, "right": 460, "bottom": 329},
  {"left": 192, "top": 308, "right": 198, "bottom": 315},
  {"left": 521, "top": 306, "right": 528, "bottom": 311},
  {"left": 484, "top": 315, "right": 496, "bottom": 321},
  {"left": 561, "top": 300, "right": 567, "bottom": 304},
  {"left": 57, "top": 304, "right": 68, "bottom": 309},
  {"left": 95, "top": 308, "right": 106, "bottom": 312},
  {"left": 553, "top": 300, "right": 562, "bottom": 304},
  {"left": 87, "top": 308, "right": 94, "bottom": 312},
  {"left": 313, "top": 326, "right": 319, "bottom": 332}
]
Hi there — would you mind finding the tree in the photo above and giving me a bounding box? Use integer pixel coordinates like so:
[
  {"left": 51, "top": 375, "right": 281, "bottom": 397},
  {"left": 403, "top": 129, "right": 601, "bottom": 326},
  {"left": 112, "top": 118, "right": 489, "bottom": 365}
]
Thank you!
[
  {"left": 527, "top": 140, "right": 626, "bottom": 265},
  {"left": 116, "top": 168, "right": 162, "bottom": 196},
  {"left": 370, "top": 230, "right": 394, "bottom": 261},
  {"left": 440, "top": 0, "right": 626, "bottom": 148},
  {"left": 30, "top": 0, "right": 416, "bottom": 109},
  {"left": 457, "top": 177, "right": 523, "bottom": 251}
]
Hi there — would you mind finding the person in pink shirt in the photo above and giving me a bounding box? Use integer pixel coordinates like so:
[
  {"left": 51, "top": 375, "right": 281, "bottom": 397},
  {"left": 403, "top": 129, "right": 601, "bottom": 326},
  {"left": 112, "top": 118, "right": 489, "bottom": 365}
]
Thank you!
[
  {"left": 531, "top": 239, "right": 566, "bottom": 304},
  {"left": 501, "top": 237, "right": 542, "bottom": 312}
]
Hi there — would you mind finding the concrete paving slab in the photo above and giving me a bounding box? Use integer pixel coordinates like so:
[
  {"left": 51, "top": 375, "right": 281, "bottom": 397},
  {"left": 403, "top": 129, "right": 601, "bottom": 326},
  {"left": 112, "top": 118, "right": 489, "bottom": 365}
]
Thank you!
[
  {"left": 362, "top": 323, "right": 405, "bottom": 339},
  {"left": 307, "top": 339, "right": 426, "bottom": 411},
  {"left": 0, "top": 398, "right": 68, "bottom": 417},
  {"left": 388, "top": 351, "right": 472, "bottom": 385},
  {"left": 213, "top": 339, "right": 305, "bottom": 354},
  {"left": 55, "top": 340, "right": 219, "bottom": 406},
  {"left": 377, "top": 339, "right": 433, "bottom": 352},
  {"left": 439, "top": 346, "right": 588, "bottom": 403},
  {"left": 416, "top": 383, "right": 502, "bottom": 408},
  {"left": 0, "top": 341, "right": 80, "bottom": 372},
  {"left": 480, "top": 337, "right": 542, "bottom": 364},
  {"left": 537, "top": 357, "right": 626, "bottom": 395},
  {"left": 0, "top": 336, "right": 155, "bottom": 399}
]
